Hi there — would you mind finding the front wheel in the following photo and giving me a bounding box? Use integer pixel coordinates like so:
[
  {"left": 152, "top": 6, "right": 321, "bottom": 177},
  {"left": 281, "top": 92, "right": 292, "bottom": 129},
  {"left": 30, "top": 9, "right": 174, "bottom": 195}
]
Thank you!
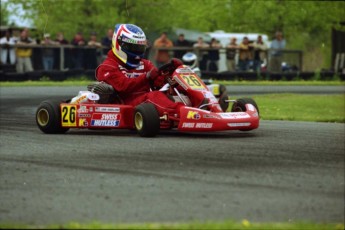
[
  {"left": 134, "top": 103, "right": 160, "bottom": 137},
  {"left": 231, "top": 98, "right": 259, "bottom": 115},
  {"left": 36, "top": 100, "right": 69, "bottom": 134}
]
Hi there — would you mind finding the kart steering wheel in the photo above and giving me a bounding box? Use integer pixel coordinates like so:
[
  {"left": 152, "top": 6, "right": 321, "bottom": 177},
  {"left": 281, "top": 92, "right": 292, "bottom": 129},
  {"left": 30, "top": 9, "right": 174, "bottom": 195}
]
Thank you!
[{"left": 158, "top": 62, "right": 176, "bottom": 76}]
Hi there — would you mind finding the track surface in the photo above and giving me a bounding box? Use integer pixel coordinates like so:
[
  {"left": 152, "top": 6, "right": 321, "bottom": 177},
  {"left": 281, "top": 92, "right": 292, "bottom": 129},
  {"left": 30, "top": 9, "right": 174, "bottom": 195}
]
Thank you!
[{"left": 0, "top": 86, "right": 344, "bottom": 225}]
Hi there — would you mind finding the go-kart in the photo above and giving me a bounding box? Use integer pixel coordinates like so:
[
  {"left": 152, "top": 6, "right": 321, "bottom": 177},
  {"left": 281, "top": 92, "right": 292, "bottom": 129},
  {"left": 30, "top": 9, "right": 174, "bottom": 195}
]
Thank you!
[{"left": 36, "top": 63, "right": 259, "bottom": 137}]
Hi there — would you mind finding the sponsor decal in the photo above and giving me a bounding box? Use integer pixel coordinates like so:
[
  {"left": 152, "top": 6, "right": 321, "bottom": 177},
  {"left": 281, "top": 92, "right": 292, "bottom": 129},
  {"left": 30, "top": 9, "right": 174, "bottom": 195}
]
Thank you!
[
  {"left": 78, "top": 114, "right": 91, "bottom": 118},
  {"left": 95, "top": 107, "right": 120, "bottom": 112},
  {"left": 195, "top": 123, "right": 213, "bottom": 128},
  {"left": 203, "top": 114, "right": 220, "bottom": 119},
  {"left": 91, "top": 113, "right": 120, "bottom": 127},
  {"left": 187, "top": 111, "right": 200, "bottom": 120},
  {"left": 74, "top": 95, "right": 87, "bottom": 104},
  {"left": 78, "top": 106, "right": 88, "bottom": 113},
  {"left": 125, "top": 72, "right": 142, "bottom": 78},
  {"left": 227, "top": 122, "right": 251, "bottom": 127},
  {"left": 182, "top": 122, "right": 195, "bottom": 128},
  {"left": 219, "top": 112, "right": 250, "bottom": 119},
  {"left": 89, "top": 107, "right": 93, "bottom": 112},
  {"left": 181, "top": 122, "right": 213, "bottom": 128},
  {"left": 176, "top": 66, "right": 194, "bottom": 73},
  {"left": 79, "top": 119, "right": 89, "bottom": 127}
]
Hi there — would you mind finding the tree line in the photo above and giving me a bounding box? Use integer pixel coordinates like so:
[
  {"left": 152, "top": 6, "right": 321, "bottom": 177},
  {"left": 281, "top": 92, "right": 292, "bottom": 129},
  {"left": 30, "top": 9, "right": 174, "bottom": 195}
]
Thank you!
[{"left": 1, "top": 0, "right": 345, "bottom": 70}]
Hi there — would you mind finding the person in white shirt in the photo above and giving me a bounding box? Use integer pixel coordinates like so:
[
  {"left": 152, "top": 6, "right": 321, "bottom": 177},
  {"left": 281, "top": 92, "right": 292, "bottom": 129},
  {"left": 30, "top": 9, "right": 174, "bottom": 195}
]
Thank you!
[{"left": 0, "top": 28, "right": 17, "bottom": 65}]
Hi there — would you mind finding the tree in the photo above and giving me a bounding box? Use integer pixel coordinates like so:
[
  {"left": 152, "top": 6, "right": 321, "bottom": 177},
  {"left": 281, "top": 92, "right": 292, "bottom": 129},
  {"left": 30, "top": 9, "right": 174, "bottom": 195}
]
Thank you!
[{"left": 2, "top": 0, "right": 345, "bottom": 69}]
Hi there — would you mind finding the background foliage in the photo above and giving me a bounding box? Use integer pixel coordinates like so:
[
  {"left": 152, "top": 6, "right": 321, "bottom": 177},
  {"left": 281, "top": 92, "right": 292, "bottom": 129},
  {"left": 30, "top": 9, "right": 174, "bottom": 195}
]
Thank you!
[{"left": 1, "top": 0, "right": 345, "bottom": 70}]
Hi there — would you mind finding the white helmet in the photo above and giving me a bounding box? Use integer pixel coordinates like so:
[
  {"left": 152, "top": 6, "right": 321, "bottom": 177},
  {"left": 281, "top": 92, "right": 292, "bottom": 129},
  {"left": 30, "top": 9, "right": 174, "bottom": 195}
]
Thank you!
[
  {"left": 112, "top": 24, "right": 147, "bottom": 68},
  {"left": 182, "top": 52, "right": 198, "bottom": 69}
]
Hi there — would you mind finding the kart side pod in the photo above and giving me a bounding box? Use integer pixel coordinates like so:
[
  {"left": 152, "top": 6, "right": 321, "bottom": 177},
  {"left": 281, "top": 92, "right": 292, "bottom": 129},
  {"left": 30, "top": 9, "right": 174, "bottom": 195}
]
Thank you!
[{"left": 177, "top": 104, "right": 259, "bottom": 132}]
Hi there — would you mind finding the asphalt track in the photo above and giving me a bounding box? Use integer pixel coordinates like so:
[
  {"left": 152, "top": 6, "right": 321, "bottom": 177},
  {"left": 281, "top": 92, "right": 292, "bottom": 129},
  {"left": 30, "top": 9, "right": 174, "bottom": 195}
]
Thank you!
[{"left": 0, "top": 86, "right": 344, "bottom": 225}]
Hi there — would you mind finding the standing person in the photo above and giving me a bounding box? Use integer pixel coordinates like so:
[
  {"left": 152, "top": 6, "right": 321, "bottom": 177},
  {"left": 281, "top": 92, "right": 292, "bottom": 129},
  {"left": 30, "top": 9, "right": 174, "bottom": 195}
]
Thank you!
[
  {"left": 208, "top": 38, "right": 222, "bottom": 72},
  {"left": 238, "top": 36, "right": 253, "bottom": 71},
  {"left": 87, "top": 32, "right": 102, "bottom": 68},
  {"left": 55, "top": 32, "right": 69, "bottom": 45},
  {"left": 55, "top": 32, "right": 69, "bottom": 70},
  {"left": 101, "top": 28, "right": 113, "bottom": 61},
  {"left": 16, "top": 28, "right": 36, "bottom": 73},
  {"left": 269, "top": 31, "right": 286, "bottom": 72},
  {"left": 0, "top": 28, "right": 17, "bottom": 65},
  {"left": 40, "top": 33, "right": 57, "bottom": 71},
  {"left": 71, "top": 32, "right": 86, "bottom": 69},
  {"left": 153, "top": 32, "right": 173, "bottom": 67},
  {"left": 96, "top": 24, "right": 184, "bottom": 117},
  {"left": 226, "top": 37, "right": 238, "bottom": 71},
  {"left": 193, "top": 37, "right": 209, "bottom": 71},
  {"left": 252, "top": 35, "right": 268, "bottom": 72},
  {"left": 173, "top": 33, "right": 190, "bottom": 59}
]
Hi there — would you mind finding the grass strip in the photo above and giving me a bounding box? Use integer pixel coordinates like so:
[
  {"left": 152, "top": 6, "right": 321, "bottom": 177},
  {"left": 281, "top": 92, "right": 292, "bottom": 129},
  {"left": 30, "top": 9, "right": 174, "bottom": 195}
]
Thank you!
[
  {"left": 1, "top": 220, "right": 344, "bottom": 229},
  {"left": 244, "top": 94, "right": 345, "bottom": 123}
]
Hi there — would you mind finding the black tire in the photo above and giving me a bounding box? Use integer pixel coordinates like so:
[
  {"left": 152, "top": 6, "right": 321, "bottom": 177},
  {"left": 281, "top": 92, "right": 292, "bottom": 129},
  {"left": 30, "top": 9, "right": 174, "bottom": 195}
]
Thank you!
[
  {"left": 231, "top": 98, "right": 260, "bottom": 115},
  {"left": 219, "top": 92, "right": 229, "bottom": 112},
  {"left": 219, "top": 84, "right": 227, "bottom": 95},
  {"left": 134, "top": 103, "right": 160, "bottom": 137},
  {"left": 36, "top": 100, "right": 69, "bottom": 134}
]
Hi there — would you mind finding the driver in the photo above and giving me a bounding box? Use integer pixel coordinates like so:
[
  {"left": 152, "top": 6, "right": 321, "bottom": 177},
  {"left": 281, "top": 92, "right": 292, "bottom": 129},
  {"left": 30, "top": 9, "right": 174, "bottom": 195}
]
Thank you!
[{"left": 96, "top": 24, "right": 183, "bottom": 116}]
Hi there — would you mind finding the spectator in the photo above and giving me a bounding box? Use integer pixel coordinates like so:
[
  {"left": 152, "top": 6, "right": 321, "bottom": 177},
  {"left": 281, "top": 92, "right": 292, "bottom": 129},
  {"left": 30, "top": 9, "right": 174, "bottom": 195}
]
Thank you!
[
  {"left": 226, "top": 37, "right": 238, "bottom": 71},
  {"left": 87, "top": 32, "right": 102, "bottom": 48},
  {"left": 238, "top": 36, "right": 253, "bottom": 71},
  {"left": 193, "top": 37, "right": 209, "bottom": 71},
  {"left": 71, "top": 32, "right": 86, "bottom": 69},
  {"left": 269, "top": 31, "right": 286, "bottom": 72},
  {"left": 101, "top": 28, "right": 113, "bottom": 61},
  {"left": 40, "top": 33, "right": 57, "bottom": 71},
  {"left": 252, "top": 35, "right": 268, "bottom": 72},
  {"left": 87, "top": 32, "right": 102, "bottom": 68},
  {"left": 54, "top": 32, "right": 69, "bottom": 70},
  {"left": 153, "top": 32, "right": 173, "bottom": 67},
  {"left": 55, "top": 32, "right": 69, "bottom": 45},
  {"left": 208, "top": 38, "right": 222, "bottom": 72},
  {"left": 16, "top": 28, "right": 36, "bottom": 73},
  {"left": 174, "top": 33, "right": 190, "bottom": 59},
  {"left": 0, "top": 28, "right": 17, "bottom": 65}
]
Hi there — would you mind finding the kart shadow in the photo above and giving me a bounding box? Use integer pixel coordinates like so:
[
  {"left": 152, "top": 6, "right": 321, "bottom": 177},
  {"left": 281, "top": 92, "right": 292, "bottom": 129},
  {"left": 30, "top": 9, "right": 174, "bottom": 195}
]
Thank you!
[{"left": 66, "top": 128, "right": 258, "bottom": 139}]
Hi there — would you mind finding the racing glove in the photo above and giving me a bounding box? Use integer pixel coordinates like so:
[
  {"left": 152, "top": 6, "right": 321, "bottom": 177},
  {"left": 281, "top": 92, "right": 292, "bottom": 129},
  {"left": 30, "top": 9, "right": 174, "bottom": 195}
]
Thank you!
[
  {"left": 170, "top": 58, "right": 183, "bottom": 70},
  {"left": 146, "top": 67, "right": 160, "bottom": 80}
]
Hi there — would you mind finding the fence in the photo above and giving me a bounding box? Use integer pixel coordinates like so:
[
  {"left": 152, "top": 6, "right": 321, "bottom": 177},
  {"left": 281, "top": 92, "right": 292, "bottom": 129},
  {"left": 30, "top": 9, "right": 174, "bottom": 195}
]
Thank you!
[{"left": 3, "top": 44, "right": 342, "bottom": 81}]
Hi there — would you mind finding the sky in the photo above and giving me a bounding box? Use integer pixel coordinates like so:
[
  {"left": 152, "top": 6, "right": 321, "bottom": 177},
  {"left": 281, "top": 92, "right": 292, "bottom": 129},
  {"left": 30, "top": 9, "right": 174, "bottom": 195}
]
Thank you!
[{"left": 3, "top": 0, "right": 33, "bottom": 27}]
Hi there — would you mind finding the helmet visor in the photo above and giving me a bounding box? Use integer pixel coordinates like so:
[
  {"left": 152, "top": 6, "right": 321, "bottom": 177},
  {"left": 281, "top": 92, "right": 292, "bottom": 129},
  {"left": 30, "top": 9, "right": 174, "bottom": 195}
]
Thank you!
[{"left": 121, "top": 41, "right": 146, "bottom": 56}]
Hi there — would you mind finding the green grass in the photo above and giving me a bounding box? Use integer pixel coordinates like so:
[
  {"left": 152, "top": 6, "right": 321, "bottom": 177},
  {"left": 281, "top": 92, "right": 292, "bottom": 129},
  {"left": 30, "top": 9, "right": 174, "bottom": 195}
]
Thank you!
[
  {"left": 214, "top": 80, "right": 344, "bottom": 86},
  {"left": 1, "top": 220, "right": 344, "bottom": 229},
  {"left": 247, "top": 94, "right": 345, "bottom": 123},
  {"left": 0, "top": 81, "right": 344, "bottom": 122}
]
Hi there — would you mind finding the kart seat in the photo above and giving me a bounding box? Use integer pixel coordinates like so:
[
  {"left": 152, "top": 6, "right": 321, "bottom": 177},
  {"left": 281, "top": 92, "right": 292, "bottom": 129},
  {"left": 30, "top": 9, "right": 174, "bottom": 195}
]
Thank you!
[{"left": 87, "top": 82, "right": 123, "bottom": 104}]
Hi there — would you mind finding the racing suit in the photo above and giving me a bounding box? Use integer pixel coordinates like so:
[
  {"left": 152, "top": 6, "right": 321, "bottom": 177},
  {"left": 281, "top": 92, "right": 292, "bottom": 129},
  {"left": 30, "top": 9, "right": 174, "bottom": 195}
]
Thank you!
[{"left": 96, "top": 50, "right": 182, "bottom": 116}]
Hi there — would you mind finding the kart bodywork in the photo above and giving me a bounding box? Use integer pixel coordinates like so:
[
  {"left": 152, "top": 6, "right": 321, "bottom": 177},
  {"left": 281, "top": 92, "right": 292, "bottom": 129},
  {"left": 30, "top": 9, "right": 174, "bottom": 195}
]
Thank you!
[{"left": 36, "top": 64, "right": 259, "bottom": 137}]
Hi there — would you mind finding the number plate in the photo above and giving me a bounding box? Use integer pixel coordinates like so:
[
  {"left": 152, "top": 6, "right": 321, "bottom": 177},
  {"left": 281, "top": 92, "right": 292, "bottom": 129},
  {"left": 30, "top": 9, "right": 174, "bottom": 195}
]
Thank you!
[
  {"left": 61, "top": 105, "right": 77, "bottom": 127},
  {"left": 181, "top": 74, "right": 205, "bottom": 90}
]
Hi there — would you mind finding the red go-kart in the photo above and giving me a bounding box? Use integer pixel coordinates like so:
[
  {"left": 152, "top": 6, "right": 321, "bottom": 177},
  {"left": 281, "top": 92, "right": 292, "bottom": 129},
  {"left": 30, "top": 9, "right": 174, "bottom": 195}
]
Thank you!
[{"left": 36, "top": 63, "right": 259, "bottom": 137}]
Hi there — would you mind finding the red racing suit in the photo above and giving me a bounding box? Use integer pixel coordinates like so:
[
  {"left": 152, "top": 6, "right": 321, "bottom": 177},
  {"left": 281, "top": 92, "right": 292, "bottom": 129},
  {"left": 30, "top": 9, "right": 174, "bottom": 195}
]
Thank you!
[{"left": 96, "top": 51, "right": 182, "bottom": 116}]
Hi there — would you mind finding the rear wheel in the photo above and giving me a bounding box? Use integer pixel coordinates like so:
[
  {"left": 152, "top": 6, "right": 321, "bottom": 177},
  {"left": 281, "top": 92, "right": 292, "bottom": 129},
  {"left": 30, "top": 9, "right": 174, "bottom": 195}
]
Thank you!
[
  {"left": 134, "top": 103, "right": 160, "bottom": 137},
  {"left": 36, "top": 100, "right": 69, "bottom": 134}
]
